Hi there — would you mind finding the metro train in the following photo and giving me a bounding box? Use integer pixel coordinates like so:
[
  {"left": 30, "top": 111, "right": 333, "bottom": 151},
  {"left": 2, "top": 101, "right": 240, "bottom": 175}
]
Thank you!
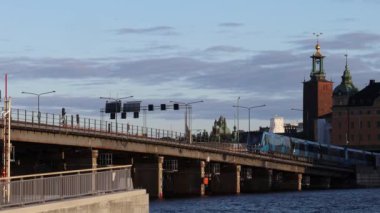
[{"left": 248, "top": 132, "right": 380, "bottom": 167}]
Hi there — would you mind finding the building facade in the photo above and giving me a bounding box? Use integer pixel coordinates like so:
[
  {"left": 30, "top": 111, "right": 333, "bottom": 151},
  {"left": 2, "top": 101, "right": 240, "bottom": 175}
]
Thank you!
[
  {"left": 331, "top": 80, "right": 380, "bottom": 151},
  {"left": 303, "top": 43, "right": 333, "bottom": 141}
]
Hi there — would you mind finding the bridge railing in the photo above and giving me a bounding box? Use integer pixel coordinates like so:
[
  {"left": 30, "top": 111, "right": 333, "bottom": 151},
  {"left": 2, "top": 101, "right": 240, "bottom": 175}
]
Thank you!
[
  {"left": 0, "top": 165, "right": 133, "bottom": 208},
  {"left": 8, "top": 108, "right": 187, "bottom": 143},
  {"left": 6, "top": 108, "right": 254, "bottom": 155}
]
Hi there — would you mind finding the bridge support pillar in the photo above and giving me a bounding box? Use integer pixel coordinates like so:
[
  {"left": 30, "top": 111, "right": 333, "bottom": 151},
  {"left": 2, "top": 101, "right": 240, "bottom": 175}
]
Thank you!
[
  {"left": 310, "top": 176, "right": 331, "bottom": 189},
  {"left": 91, "top": 149, "right": 98, "bottom": 169},
  {"left": 133, "top": 156, "right": 164, "bottom": 199},
  {"left": 209, "top": 164, "right": 240, "bottom": 194},
  {"left": 244, "top": 168, "right": 273, "bottom": 192},
  {"left": 164, "top": 160, "right": 205, "bottom": 197},
  {"left": 273, "top": 172, "right": 302, "bottom": 191}
]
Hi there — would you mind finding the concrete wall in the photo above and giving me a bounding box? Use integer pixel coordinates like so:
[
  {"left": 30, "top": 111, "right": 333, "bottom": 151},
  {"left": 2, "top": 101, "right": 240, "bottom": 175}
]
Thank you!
[
  {"left": 1, "top": 190, "right": 148, "bottom": 213},
  {"left": 356, "top": 166, "right": 380, "bottom": 187}
]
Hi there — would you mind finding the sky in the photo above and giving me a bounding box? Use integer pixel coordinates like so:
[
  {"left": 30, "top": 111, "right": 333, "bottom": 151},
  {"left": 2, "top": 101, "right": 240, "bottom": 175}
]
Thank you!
[{"left": 0, "top": 0, "right": 380, "bottom": 133}]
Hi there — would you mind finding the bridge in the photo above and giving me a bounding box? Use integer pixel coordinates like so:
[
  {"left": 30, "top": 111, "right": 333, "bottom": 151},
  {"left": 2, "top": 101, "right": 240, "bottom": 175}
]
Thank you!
[{"left": 1, "top": 108, "right": 366, "bottom": 198}]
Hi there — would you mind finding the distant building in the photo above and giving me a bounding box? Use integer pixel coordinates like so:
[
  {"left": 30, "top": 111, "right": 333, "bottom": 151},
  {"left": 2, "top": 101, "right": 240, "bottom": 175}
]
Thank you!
[
  {"left": 332, "top": 79, "right": 380, "bottom": 151},
  {"left": 284, "top": 123, "right": 297, "bottom": 134},
  {"left": 303, "top": 42, "right": 333, "bottom": 141},
  {"left": 210, "top": 116, "right": 231, "bottom": 142},
  {"left": 269, "top": 116, "right": 285, "bottom": 133}
]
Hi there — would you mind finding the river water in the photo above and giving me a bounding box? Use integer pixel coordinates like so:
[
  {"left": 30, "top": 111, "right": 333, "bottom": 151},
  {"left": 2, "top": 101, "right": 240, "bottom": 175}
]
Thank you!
[{"left": 150, "top": 188, "right": 380, "bottom": 212}]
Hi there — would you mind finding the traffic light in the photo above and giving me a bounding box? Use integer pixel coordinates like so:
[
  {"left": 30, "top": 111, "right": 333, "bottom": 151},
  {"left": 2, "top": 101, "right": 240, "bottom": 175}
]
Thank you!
[
  {"left": 161, "top": 104, "right": 166, "bottom": 110},
  {"left": 61, "top": 108, "right": 66, "bottom": 116},
  {"left": 173, "top": 103, "right": 179, "bottom": 110},
  {"left": 121, "top": 112, "right": 127, "bottom": 119},
  {"left": 148, "top": 104, "right": 154, "bottom": 111},
  {"left": 133, "top": 112, "right": 139, "bottom": 118},
  {"left": 110, "top": 113, "right": 115, "bottom": 119}
]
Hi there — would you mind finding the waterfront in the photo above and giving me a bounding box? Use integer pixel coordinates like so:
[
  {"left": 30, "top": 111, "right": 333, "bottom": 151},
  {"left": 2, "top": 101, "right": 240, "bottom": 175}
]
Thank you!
[{"left": 151, "top": 188, "right": 380, "bottom": 212}]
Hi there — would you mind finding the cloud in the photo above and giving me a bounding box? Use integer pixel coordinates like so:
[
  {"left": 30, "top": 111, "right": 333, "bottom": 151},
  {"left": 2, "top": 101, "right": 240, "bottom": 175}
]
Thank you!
[
  {"left": 115, "top": 26, "right": 177, "bottom": 36},
  {"left": 4, "top": 31, "right": 380, "bottom": 126},
  {"left": 295, "top": 32, "right": 380, "bottom": 50},
  {"left": 218, "top": 22, "right": 244, "bottom": 28},
  {"left": 205, "top": 45, "right": 247, "bottom": 53}
]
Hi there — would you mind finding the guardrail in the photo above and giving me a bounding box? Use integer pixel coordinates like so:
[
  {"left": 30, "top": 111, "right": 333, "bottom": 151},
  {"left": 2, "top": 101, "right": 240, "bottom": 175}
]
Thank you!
[
  {"left": 0, "top": 165, "right": 133, "bottom": 208},
  {"left": 7, "top": 108, "right": 187, "bottom": 142}
]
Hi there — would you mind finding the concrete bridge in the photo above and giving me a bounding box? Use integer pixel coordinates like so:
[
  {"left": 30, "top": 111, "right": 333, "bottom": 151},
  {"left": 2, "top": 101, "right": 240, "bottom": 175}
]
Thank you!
[{"left": 2, "top": 109, "right": 357, "bottom": 198}]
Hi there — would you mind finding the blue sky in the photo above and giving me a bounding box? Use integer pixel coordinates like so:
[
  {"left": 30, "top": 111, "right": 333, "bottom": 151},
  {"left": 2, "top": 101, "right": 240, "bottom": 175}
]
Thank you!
[{"left": 0, "top": 0, "right": 380, "bottom": 132}]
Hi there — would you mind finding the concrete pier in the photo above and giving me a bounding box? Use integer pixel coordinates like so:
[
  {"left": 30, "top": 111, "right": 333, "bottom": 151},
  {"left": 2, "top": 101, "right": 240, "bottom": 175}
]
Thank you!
[
  {"left": 242, "top": 168, "right": 273, "bottom": 192},
  {"left": 209, "top": 164, "right": 241, "bottom": 194},
  {"left": 310, "top": 176, "right": 331, "bottom": 189},
  {"left": 164, "top": 160, "right": 205, "bottom": 197},
  {"left": 0, "top": 190, "right": 149, "bottom": 213},
  {"left": 133, "top": 156, "right": 164, "bottom": 198},
  {"left": 273, "top": 172, "right": 302, "bottom": 191}
]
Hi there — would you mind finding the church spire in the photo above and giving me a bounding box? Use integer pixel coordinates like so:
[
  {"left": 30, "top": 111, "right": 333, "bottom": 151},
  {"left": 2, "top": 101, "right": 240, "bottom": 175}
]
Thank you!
[{"left": 333, "top": 54, "right": 358, "bottom": 99}]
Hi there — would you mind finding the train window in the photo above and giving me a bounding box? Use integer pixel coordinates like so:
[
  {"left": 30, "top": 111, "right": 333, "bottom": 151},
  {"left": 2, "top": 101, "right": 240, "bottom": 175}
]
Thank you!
[
  {"left": 299, "top": 144, "right": 305, "bottom": 151},
  {"left": 320, "top": 146, "right": 328, "bottom": 154}
]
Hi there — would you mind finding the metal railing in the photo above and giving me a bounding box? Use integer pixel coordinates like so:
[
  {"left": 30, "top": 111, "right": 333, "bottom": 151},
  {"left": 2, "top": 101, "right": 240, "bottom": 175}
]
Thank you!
[
  {"left": 0, "top": 165, "right": 133, "bottom": 208},
  {"left": 7, "top": 108, "right": 187, "bottom": 142},
  {"left": 1, "top": 108, "right": 315, "bottom": 161}
]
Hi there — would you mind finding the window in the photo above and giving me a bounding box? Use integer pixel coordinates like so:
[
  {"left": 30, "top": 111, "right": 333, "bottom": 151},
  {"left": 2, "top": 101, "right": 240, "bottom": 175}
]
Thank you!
[
  {"left": 338, "top": 122, "right": 342, "bottom": 129},
  {"left": 368, "top": 121, "right": 371, "bottom": 128},
  {"left": 338, "top": 111, "right": 342, "bottom": 116},
  {"left": 360, "top": 121, "right": 363, "bottom": 129},
  {"left": 338, "top": 135, "right": 342, "bottom": 140},
  {"left": 351, "top": 122, "right": 355, "bottom": 129},
  {"left": 368, "top": 135, "right": 371, "bottom": 141},
  {"left": 359, "top": 134, "right": 362, "bottom": 141},
  {"left": 367, "top": 111, "right": 371, "bottom": 115},
  {"left": 377, "top": 121, "right": 380, "bottom": 128},
  {"left": 377, "top": 110, "right": 380, "bottom": 115},
  {"left": 351, "top": 135, "right": 355, "bottom": 141},
  {"left": 378, "top": 134, "right": 380, "bottom": 141}
]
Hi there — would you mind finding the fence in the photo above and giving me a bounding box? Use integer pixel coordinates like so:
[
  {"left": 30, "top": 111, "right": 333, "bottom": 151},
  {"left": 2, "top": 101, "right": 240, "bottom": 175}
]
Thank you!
[
  {"left": 0, "top": 165, "right": 133, "bottom": 208},
  {"left": 8, "top": 108, "right": 187, "bottom": 142}
]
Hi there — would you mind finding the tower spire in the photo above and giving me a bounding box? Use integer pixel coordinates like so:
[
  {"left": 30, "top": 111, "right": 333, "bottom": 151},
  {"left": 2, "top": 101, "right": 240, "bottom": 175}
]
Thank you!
[{"left": 310, "top": 32, "right": 325, "bottom": 80}]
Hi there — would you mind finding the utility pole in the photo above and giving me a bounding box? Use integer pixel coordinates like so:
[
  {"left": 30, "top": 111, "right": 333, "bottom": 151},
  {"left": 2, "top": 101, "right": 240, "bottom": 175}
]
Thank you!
[{"left": 2, "top": 73, "right": 11, "bottom": 203}]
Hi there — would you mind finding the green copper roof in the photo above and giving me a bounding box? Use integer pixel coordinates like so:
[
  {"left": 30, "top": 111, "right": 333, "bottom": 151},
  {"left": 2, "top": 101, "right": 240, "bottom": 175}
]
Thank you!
[{"left": 333, "top": 56, "right": 358, "bottom": 96}]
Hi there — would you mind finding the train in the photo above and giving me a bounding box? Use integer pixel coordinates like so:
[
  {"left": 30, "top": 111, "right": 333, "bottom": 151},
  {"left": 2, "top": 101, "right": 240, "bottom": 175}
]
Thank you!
[{"left": 248, "top": 132, "right": 380, "bottom": 167}]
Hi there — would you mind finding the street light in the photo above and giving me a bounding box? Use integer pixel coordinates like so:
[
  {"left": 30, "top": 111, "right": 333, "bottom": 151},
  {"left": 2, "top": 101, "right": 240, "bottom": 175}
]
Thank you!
[
  {"left": 170, "top": 100, "right": 203, "bottom": 144},
  {"left": 233, "top": 104, "right": 266, "bottom": 144},
  {"left": 21, "top": 90, "right": 56, "bottom": 123},
  {"left": 100, "top": 96, "right": 133, "bottom": 132},
  {"left": 236, "top": 97, "right": 240, "bottom": 142}
]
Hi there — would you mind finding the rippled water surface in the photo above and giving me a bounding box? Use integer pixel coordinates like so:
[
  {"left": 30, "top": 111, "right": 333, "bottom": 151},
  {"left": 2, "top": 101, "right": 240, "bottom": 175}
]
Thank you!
[{"left": 150, "top": 188, "right": 380, "bottom": 212}]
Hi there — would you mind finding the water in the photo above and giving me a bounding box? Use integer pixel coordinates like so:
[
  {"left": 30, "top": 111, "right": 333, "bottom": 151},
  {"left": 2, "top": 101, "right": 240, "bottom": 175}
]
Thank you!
[{"left": 150, "top": 188, "right": 380, "bottom": 212}]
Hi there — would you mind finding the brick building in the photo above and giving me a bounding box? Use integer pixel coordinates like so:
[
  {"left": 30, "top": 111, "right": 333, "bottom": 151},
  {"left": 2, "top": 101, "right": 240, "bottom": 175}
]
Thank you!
[
  {"left": 303, "top": 42, "right": 333, "bottom": 141},
  {"left": 332, "top": 79, "right": 380, "bottom": 151}
]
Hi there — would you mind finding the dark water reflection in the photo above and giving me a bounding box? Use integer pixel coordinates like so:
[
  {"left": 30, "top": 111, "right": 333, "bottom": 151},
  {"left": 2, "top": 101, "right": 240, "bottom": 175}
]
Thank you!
[{"left": 150, "top": 188, "right": 380, "bottom": 212}]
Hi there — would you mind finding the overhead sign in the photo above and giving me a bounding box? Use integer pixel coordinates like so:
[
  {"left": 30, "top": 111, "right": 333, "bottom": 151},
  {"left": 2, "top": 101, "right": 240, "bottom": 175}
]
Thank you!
[{"left": 123, "top": 101, "right": 141, "bottom": 112}]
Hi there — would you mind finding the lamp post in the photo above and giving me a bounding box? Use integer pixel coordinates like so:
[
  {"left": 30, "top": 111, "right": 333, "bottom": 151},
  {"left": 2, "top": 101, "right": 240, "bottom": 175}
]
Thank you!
[
  {"left": 21, "top": 90, "right": 56, "bottom": 123},
  {"left": 170, "top": 100, "right": 203, "bottom": 144},
  {"left": 100, "top": 96, "right": 133, "bottom": 132},
  {"left": 233, "top": 104, "right": 266, "bottom": 144},
  {"left": 236, "top": 97, "right": 240, "bottom": 142}
]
